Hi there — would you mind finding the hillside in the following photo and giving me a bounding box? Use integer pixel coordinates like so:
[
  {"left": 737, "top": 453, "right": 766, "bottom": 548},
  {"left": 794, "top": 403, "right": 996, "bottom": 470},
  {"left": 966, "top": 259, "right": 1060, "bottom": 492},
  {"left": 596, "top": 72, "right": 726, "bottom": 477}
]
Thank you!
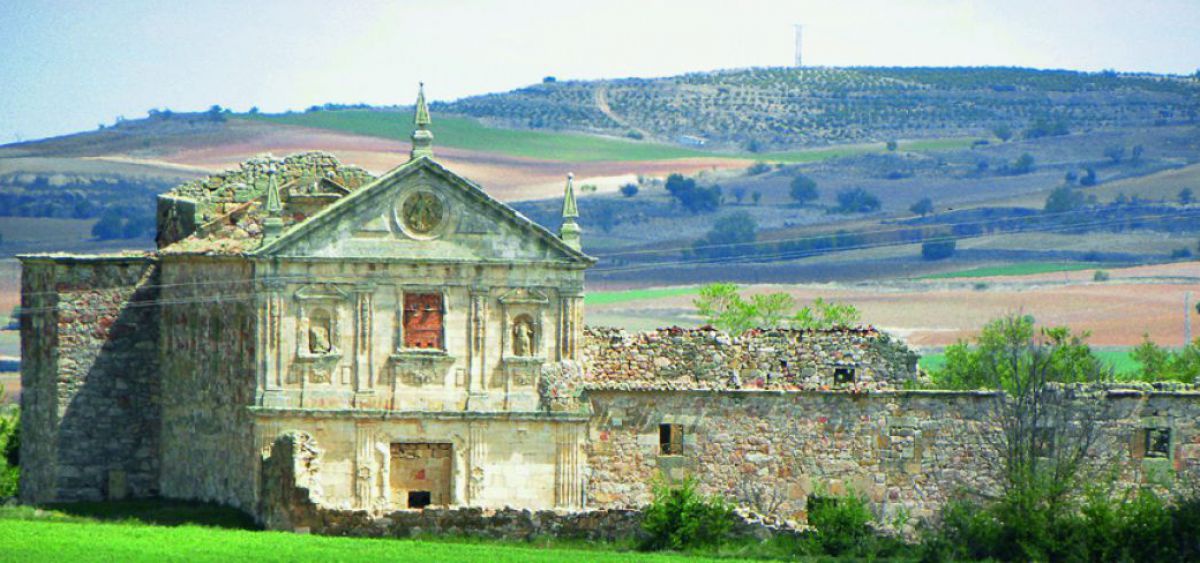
[{"left": 440, "top": 67, "right": 1200, "bottom": 150}]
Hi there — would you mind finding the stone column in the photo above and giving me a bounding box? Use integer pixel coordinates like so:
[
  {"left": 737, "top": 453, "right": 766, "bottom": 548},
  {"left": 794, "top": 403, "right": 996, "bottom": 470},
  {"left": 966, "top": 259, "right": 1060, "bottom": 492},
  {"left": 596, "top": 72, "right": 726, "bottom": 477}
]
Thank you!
[
  {"left": 467, "top": 289, "right": 489, "bottom": 405},
  {"left": 353, "top": 287, "right": 375, "bottom": 405},
  {"left": 259, "top": 280, "right": 286, "bottom": 407},
  {"left": 354, "top": 423, "right": 377, "bottom": 509},
  {"left": 467, "top": 422, "right": 487, "bottom": 505},
  {"left": 554, "top": 423, "right": 584, "bottom": 508},
  {"left": 557, "top": 289, "right": 583, "bottom": 362}
]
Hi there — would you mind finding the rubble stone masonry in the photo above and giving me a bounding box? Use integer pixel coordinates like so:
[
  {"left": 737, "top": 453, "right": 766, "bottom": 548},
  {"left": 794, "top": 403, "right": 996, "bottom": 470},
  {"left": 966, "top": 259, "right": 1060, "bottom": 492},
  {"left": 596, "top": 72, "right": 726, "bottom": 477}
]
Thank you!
[{"left": 18, "top": 255, "right": 161, "bottom": 503}]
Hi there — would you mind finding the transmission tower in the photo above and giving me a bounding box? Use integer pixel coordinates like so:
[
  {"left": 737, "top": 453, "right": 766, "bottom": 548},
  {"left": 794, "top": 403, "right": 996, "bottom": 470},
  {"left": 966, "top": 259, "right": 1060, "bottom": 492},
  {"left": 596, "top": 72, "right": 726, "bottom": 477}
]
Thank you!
[{"left": 794, "top": 24, "right": 803, "bottom": 67}]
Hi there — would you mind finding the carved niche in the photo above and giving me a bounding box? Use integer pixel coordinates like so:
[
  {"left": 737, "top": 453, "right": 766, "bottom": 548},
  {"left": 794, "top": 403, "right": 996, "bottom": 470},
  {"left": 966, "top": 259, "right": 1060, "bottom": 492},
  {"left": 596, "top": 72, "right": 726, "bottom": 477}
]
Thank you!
[
  {"left": 291, "top": 284, "right": 348, "bottom": 385},
  {"left": 498, "top": 288, "right": 549, "bottom": 389}
]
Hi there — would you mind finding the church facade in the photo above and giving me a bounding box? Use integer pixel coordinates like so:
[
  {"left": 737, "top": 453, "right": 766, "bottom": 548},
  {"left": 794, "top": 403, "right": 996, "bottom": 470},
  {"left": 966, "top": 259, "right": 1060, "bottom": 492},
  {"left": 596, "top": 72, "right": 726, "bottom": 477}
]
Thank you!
[{"left": 19, "top": 89, "right": 1198, "bottom": 530}]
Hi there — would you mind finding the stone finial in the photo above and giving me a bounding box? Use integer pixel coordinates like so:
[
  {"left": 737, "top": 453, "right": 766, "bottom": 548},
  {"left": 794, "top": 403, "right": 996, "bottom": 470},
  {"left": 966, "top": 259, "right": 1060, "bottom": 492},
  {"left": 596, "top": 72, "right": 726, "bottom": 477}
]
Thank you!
[
  {"left": 410, "top": 82, "right": 434, "bottom": 160},
  {"left": 262, "top": 162, "right": 284, "bottom": 244},
  {"left": 559, "top": 172, "right": 581, "bottom": 251}
]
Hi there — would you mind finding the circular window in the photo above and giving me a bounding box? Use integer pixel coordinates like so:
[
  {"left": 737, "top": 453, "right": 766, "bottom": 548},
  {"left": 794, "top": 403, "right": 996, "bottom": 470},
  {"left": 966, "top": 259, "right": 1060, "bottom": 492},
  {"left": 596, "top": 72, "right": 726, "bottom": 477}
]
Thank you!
[{"left": 399, "top": 191, "right": 444, "bottom": 236}]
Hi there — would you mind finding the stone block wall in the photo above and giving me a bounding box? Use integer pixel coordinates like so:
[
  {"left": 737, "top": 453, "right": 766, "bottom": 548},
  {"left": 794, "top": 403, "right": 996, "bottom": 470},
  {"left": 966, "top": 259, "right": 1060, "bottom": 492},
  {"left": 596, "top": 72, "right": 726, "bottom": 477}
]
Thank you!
[
  {"left": 18, "top": 255, "right": 161, "bottom": 503},
  {"left": 158, "top": 256, "right": 259, "bottom": 512},
  {"left": 583, "top": 326, "right": 918, "bottom": 391},
  {"left": 585, "top": 388, "right": 1200, "bottom": 527}
]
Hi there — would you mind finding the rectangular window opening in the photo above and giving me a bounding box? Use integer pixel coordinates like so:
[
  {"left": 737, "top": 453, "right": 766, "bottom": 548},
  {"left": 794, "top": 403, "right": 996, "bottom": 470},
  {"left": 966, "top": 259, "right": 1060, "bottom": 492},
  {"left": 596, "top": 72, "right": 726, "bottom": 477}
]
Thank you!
[
  {"left": 1145, "top": 428, "right": 1171, "bottom": 458},
  {"left": 403, "top": 293, "right": 444, "bottom": 350},
  {"left": 833, "top": 368, "right": 856, "bottom": 385},
  {"left": 407, "top": 490, "right": 432, "bottom": 509},
  {"left": 659, "top": 423, "right": 683, "bottom": 455}
]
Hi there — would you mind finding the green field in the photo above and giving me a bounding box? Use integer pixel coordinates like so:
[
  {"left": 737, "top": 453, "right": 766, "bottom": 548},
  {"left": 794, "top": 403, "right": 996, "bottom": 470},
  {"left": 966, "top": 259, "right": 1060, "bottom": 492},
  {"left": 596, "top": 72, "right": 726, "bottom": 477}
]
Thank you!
[
  {"left": 918, "top": 348, "right": 1141, "bottom": 376},
  {"left": 244, "top": 111, "right": 710, "bottom": 162},
  {"left": 918, "top": 262, "right": 1100, "bottom": 280},
  {"left": 0, "top": 504, "right": 735, "bottom": 563},
  {"left": 585, "top": 286, "right": 699, "bottom": 306},
  {"left": 244, "top": 111, "right": 972, "bottom": 164}
]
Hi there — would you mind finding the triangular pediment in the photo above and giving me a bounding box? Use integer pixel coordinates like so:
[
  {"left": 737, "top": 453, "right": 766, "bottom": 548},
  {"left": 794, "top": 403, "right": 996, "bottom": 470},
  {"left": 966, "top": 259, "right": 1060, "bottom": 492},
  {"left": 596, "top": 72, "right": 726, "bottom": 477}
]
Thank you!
[{"left": 254, "top": 158, "right": 593, "bottom": 265}]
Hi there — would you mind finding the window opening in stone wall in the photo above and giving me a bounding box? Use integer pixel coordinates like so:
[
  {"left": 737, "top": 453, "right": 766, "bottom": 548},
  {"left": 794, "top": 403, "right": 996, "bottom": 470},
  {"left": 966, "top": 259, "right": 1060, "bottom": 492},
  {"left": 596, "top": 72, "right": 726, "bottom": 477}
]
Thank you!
[
  {"left": 407, "top": 490, "right": 432, "bottom": 508},
  {"left": 1145, "top": 428, "right": 1171, "bottom": 458},
  {"left": 403, "top": 293, "right": 444, "bottom": 349},
  {"left": 834, "top": 368, "right": 856, "bottom": 384},
  {"left": 660, "top": 423, "right": 683, "bottom": 455}
]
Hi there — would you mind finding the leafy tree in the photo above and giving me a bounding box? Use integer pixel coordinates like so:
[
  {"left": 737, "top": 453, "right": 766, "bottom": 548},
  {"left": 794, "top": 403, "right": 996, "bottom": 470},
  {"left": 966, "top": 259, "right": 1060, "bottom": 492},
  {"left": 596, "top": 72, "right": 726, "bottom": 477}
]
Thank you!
[
  {"left": 789, "top": 174, "right": 819, "bottom": 205},
  {"left": 746, "top": 161, "right": 771, "bottom": 175},
  {"left": 1024, "top": 117, "right": 1069, "bottom": 139},
  {"left": 992, "top": 125, "right": 1013, "bottom": 142},
  {"left": 1080, "top": 167, "right": 1098, "bottom": 186},
  {"left": 910, "top": 197, "right": 934, "bottom": 217},
  {"left": 886, "top": 139, "right": 898, "bottom": 151},
  {"left": 1179, "top": 187, "right": 1193, "bottom": 205},
  {"left": 665, "top": 173, "right": 721, "bottom": 213},
  {"left": 1131, "top": 144, "right": 1144, "bottom": 164},
  {"left": 921, "top": 238, "right": 956, "bottom": 260},
  {"left": 619, "top": 183, "right": 639, "bottom": 198},
  {"left": 1044, "top": 186, "right": 1085, "bottom": 213},
  {"left": 1104, "top": 145, "right": 1126, "bottom": 164},
  {"left": 248, "top": 106, "right": 260, "bottom": 115},
  {"left": 792, "top": 298, "right": 861, "bottom": 329},
  {"left": 693, "top": 212, "right": 756, "bottom": 259},
  {"left": 832, "top": 188, "right": 881, "bottom": 214},
  {"left": 751, "top": 191, "right": 761, "bottom": 205},
  {"left": 1010, "top": 153, "right": 1035, "bottom": 175},
  {"left": 730, "top": 186, "right": 747, "bottom": 204},
  {"left": 693, "top": 284, "right": 858, "bottom": 334}
]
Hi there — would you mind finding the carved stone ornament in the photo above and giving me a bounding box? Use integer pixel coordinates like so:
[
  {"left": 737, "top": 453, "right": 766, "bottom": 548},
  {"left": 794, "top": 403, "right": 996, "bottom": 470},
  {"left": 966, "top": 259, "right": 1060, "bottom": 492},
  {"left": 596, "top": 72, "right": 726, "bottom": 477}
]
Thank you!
[{"left": 399, "top": 190, "right": 444, "bottom": 235}]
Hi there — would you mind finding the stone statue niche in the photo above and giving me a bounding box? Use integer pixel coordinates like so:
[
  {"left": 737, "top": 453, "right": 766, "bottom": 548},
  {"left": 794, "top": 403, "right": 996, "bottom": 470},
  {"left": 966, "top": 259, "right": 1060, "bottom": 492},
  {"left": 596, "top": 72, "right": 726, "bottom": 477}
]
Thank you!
[
  {"left": 308, "top": 308, "right": 335, "bottom": 355},
  {"left": 511, "top": 314, "right": 536, "bottom": 357}
]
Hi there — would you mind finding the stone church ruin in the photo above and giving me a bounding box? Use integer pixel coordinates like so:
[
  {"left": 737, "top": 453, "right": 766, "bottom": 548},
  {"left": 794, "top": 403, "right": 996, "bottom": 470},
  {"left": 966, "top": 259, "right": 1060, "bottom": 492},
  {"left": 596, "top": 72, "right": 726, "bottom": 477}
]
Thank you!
[{"left": 19, "top": 88, "right": 1200, "bottom": 535}]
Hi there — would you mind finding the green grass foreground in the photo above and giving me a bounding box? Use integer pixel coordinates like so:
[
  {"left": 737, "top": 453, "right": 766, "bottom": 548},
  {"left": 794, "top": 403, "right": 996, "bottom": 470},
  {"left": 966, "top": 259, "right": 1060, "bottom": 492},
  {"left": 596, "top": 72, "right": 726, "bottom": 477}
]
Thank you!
[{"left": 0, "top": 504, "right": 759, "bottom": 563}]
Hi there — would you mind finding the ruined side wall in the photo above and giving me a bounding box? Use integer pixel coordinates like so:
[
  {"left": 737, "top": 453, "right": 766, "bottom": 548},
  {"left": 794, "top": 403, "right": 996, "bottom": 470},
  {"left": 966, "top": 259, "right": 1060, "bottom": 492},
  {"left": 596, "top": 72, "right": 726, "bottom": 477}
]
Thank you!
[
  {"left": 583, "top": 326, "right": 918, "bottom": 391},
  {"left": 585, "top": 389, "right": 1200, "bottom": 526},
  {"left": 158, "top": 257, "right": 258, "bottom": 511},
  {"left": 18, "top": 256, "right": 161, "bottom": 503}
]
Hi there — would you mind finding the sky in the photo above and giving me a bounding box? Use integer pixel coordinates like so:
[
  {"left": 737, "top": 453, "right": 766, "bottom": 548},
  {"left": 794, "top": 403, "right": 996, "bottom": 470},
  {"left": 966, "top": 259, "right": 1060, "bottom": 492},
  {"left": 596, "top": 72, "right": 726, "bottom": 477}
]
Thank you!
[{"left": 1, "top": 0, "right": 1198, "bottom": 144}]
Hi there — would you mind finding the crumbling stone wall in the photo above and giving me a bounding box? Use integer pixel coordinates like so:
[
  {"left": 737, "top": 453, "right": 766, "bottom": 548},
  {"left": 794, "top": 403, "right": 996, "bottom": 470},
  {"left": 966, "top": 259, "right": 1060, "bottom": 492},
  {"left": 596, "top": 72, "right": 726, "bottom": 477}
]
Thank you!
[
  {"left": 585, "top": 387, "right": 1200, "bottom": 528},
  {"left": 18, "top": 254, "right": 161, "bottom": 503},
  {"left": 158, "top": 256, "right": 259, "bottom": 511},
  {"left": 583, "top": 326, "right": 918, "bottom": 391}
]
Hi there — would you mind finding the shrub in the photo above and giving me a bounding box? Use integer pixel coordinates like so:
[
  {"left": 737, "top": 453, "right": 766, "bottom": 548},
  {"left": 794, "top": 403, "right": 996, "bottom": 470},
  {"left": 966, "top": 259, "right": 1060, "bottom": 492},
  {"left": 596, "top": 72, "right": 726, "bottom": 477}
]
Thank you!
[
  {"left": 0, "top": 408, "right": 18, "bottom": 499},
  {"left": 641, "top": 477, "right": 733, "bottom": 551},
  {"left": 746, "top": 161, "right": 771, "bottom": 175},
  {"left": 1093, "top": 270, "right": 1110, "bottom": 281},
  {"left": 806, "top": 492, "right": 874, "bottom": 556}
]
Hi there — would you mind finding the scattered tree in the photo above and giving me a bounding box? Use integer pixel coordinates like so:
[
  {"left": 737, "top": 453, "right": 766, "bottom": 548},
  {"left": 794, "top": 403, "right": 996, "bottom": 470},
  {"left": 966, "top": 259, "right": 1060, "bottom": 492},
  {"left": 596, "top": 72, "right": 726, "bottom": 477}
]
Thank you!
[
  {"left": 832, "top": 188, "right": 881, "bottom": 214},
  {"left": 746, "top": 161, "right": 771, "bottom": 175},
  {"left": 665, "top": 173, "right": 722, "bottom": 213},
  {"left": 751, "top": 191, "right": 762, "bottom": 205},
  {"left": 1011, "top": 153, "right": 1036, "bottom": 175},
  {"left": 1179, "top": 187, "right": 1193, "bottom": 205},
  {"left": 1131, "top": 144, "right": 1144, "bottom": 164},
  {"left": 993, "top": 125, "right": 1013, "bottom": 142},
  {"left": 909, "top": 197, "right": 934, "bottom": 217},
  {"left": 1079, "top": 167, "right": 1098, "bottom": 186},
  {"left": 789, "top": 174, "right": 819, "bottom": 206},
  {"left": 1044, "top": 186, "right": 1085, "bottom": 213},
  {"left": 619, "top": 183, "right": 639, "bottom": 198},
  {"left": 886, "top": 140, "right": 898, "bottom": 151},
  {"left": 692, "top": 212, "right": 757, "bottom": 259},
  {"left": 730, "top": 186, "right": 747, "bottom": 204}
]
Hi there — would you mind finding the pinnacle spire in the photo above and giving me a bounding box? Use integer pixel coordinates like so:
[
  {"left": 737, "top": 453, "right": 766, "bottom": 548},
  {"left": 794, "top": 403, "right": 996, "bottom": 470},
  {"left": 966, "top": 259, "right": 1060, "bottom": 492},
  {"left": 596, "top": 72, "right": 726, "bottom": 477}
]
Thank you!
[
  {"left": 559, "top": 172, "right": 581, "bottom": 250},
  {"left": 262, "top": 162, "right": 284, "bottom": 243},
  {"left": 410, "top": 82, "right": 434, "bottom": 160}
]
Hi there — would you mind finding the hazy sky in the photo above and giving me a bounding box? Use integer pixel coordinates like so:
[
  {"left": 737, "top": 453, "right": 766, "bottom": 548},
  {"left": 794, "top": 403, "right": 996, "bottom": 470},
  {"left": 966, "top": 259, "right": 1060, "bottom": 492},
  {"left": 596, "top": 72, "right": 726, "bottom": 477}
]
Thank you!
[{"left": 2, "top": 0, "right": 1198, "bottom": 144}]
